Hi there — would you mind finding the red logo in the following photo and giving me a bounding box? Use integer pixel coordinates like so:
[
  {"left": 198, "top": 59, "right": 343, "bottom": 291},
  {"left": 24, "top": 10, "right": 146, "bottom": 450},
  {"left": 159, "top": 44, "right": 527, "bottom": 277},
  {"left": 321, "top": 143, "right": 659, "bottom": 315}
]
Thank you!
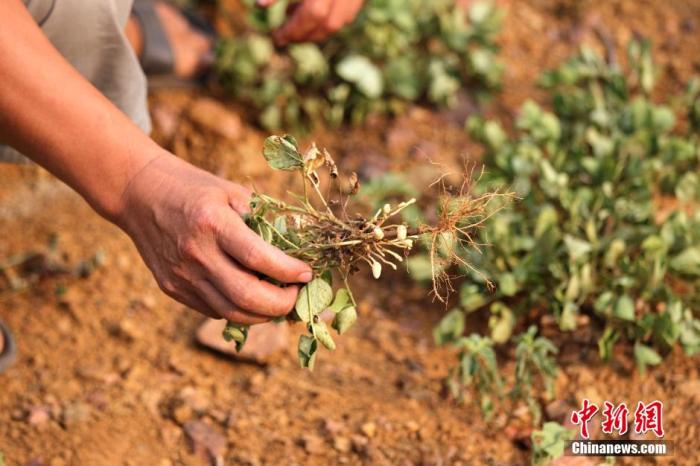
[
  {"left": 569, "top": 399, "right": 665, "bottom": 439},
  {"left": 633, "top": 400, "right": 664, "bottom": 438},
  {"left": 570, "top": 399, "right": 599, "bottom": 439},
  {"left": 601, "top": 401, "right": 629, "bottom": 435}
]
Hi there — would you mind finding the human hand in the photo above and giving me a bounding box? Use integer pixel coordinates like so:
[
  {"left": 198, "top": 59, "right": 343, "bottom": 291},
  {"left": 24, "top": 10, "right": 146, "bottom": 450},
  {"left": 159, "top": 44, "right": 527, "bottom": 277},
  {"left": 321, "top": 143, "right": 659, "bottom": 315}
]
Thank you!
[
  {"left": 257, "top": 0, "right": 364, "bottom": 46},
  {"left": 116, "top": 153, "right": 313, "bottom": 324}
]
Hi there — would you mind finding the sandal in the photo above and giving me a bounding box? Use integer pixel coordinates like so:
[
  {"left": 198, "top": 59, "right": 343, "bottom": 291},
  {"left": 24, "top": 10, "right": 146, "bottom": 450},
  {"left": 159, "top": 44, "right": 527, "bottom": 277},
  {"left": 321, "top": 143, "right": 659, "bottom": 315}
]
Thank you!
[
  {"left": 0, "top": 320, "right": 17, "bottom": 374},
  {"left": 131, "top": 0, "right": 216, "bottom": 87}
]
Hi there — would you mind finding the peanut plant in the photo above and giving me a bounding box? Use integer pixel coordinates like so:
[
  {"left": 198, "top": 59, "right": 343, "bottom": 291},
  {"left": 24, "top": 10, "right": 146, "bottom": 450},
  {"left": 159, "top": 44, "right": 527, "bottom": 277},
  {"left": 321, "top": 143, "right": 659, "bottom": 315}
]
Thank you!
[
  {"left": 216, "top": 0, "right": 502, "bottom": 130},
  {"left": 370, "top": 39, "right": 699, "bottom": 421},
  {"left": 223, "top": 135, "right": 510, "bottom": 369}
]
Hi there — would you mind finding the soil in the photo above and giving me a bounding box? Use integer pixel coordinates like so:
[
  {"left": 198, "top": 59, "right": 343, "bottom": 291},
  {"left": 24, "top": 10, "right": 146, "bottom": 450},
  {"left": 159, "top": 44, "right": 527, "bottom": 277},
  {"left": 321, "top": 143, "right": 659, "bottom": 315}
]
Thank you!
[{"left": 1, "top": 1, "right": 699, "bottom": 465}]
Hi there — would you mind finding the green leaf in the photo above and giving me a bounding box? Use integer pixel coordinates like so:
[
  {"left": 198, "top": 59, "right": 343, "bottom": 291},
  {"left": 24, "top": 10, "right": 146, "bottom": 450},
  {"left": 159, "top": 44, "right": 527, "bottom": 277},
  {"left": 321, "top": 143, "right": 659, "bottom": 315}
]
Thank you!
[
  {"left": 634, "top": 342, "right": 662, "bottom": 374},
  {"left": 597, "top": 327, "right": 619, "bottom": 361},
  {"left": 460, "top": 284, "right": 487, "bottom": 312},
  {"left": 669, "top": 247, "right": 700, "bottom": 276},
  {"left": 298, "top": 334, "right": 318, "bottom": 370},
  {"left": 262, "top": 135, "right": 303, "bottom": 170},
  {"left": 434, "top": 309, "right": 465, "bottom": 345},
  {"left": 289, "top": 43, "right": 328, "bottom": 82},
  {"left": 489, "top": 302, "right": 515, "bottom": 344},
  {"left": 312, "top": 321, "right": 336, "bottom": 350},
  {"left": 222, "top": 322, "right": 249, "bottom": 352},
  {"left": 675, "top": 173, "right": 699, "bottom": 201},
  {"left": 328, "top": 288, "right": 351, "bottom": 313},
  {"left": 336, "top": 55, "right": 383, "bottom": 98},
  {"left": 531, "top": 422, "right": 573, "bottom": 466},
  {"left": 407, "top": 254, "right": 436, "bottom": 282},
  {"left": 332, "top": 306, "right": 357, "bottom": 335},
  {"left": 295, "top": 278, "right": 333, "bottom": 322},
  {"left": 614, "top": 295, "right": 635, "bottom": 321},
  {"left": 498, "top": 272, "right": 518, "bottom": 297}
]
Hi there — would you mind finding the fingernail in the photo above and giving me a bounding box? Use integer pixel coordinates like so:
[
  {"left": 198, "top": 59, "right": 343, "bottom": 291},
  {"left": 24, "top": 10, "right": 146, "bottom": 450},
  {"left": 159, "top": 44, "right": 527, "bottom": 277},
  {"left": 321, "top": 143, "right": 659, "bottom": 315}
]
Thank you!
[{"left": 297, "top": 271, "right": 313, "bottom": 282}]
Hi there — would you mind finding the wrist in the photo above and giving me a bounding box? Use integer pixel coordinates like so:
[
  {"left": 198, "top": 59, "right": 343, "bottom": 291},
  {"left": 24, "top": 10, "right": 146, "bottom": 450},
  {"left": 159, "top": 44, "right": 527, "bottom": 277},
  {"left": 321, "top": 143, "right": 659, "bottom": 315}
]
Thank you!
[{"left": 92, "top": 145, "right": 167, "bottom": 225}]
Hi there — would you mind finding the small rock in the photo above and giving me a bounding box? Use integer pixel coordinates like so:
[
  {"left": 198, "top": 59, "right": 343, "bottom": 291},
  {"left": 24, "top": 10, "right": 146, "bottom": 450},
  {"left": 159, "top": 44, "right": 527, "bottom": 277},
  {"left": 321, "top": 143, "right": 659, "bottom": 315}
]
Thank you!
[
  {"left": 323, "top": 418, "right": 345, "bottom": 435},
  {"left": 188, "top": 98, "right": 242, "bottom": 140},
  {"left": 172, "top": 404, "right": 193, "bottom": 425},
  {"left": 196, "top": 319, "right": 289, "bottom": 364},
  {"left": 27, "top": 406, "right": 50, "bottom": 425},
  {"left": 114, "top": 318, "right": 144, "bottom": 341},
  {"left": 61, "top": 402, "right": 90, "bottom": 427},
  {"left": 360, "top": 421, "right": 377, "bottom": 438},
  {"left": 26, "top": 458, "right": 44, "bottom": 466},
  {"left": 299, "top": 434, "right": 325, "bottom": 454},
  {"left": 351, "top": 435, "right": 369, "bottom": 454},
  {"left": 333, "top": 436, "right": 351, "bottom": 453},
  {"left": 183, "top": 420, "right": 227, "bottom": 460},
  {"left": 178, "top": 386, "right": 210, "bottom": 414},
  {"left": 405, "top": 420, "right": 419, "bottom": 433}
]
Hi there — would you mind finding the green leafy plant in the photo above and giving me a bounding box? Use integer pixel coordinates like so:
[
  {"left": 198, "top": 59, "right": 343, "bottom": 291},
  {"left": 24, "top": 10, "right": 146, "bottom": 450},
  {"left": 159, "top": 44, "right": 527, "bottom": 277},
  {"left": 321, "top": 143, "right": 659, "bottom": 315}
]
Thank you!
[
  {"left": 216, "top": 0, "right": 503, "bottom": 130},
  {"left": 512, "top": 326, "right": 558, "bottom": 425},
  {"left": 224, "top": 135, "right": 508, "bottom": 368},
  {"left": 434, "top": 310, "right": 503, "bottom": 417},
  {"left": 531, "top": 422, "right": 573, "bottom": 466},
  {"left": 380, "top": 39, "right": 700, "bottom": 419},
  {"left": 462, "top": 40, "right": 700, "bottom": 364}
]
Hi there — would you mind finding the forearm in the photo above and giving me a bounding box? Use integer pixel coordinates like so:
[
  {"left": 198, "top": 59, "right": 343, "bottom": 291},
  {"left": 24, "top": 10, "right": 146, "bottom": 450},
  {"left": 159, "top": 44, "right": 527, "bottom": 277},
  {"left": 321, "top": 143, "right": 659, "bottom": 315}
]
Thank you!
[{"left": 0, "top": 0, "right": 164, "bottom": 221}]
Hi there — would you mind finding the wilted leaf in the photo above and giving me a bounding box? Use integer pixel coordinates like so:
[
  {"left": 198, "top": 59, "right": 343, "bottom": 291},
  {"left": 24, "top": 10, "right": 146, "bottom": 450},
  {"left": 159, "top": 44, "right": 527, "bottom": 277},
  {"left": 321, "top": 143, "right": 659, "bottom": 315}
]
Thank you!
[
  {"left": 312, "top": 321, "right": 336, "bottom": 350},
  {"left": 298, "top": 335, "right": 318, "bottom": 370},
  {"left": 328, "top": 288, "right": 351, "bottom": 313},
  {"left": 222, "top": 322, "right": 249, "bottom": 352},
  {"left": 263, "top": 135, "right": 303, "bottom": 170},
  {"left": 332, "top": 306, "right": 357, "bottom": 335},
  {"left": 295, "top": 278, "right": 333, "bottom": 322}
]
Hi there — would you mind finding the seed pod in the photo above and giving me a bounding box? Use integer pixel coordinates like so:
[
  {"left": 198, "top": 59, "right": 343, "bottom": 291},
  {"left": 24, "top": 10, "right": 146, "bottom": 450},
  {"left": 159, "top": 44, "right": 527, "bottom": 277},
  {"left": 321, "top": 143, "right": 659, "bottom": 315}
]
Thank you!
[
  {"left": 399, "top": 239, "right": 413, "bottom": 249},
  {"left": 397, "top": 225, "right": 407, "bottom": 240},
  {"left": 373, "top": 226, "right": 385, "bottom": 240},
  {"left": 383, "top": 203, "right": 391, "bottom": 214},
  {"left": 371, "top": 260, "right": 382, "bottom": 279}
]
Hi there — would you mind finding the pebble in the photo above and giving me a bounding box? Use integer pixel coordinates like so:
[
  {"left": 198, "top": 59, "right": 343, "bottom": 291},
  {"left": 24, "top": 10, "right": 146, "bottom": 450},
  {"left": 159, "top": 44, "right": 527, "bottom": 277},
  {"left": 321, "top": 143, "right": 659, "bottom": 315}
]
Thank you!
[
  {"left": 60, "top": 402, "right": 90, "bottom": 428},
  {"left": 360, "top": 421, "right": 377, "bottom": 438},
  {"left": 323, "top": 418, "right": 345, "bottom": 434},
  {"left": 351, "top": 435, "right": 369, "bottom": 454},
  {"left": 333, "top": 436, "right": 351, "bottom": 453},
  {"left": 178, "top": 386, "right": 210, "bottom": 414},
  {"left": 183, "top": 420, "right": 227, "bottom": 460},
  {"left": 405, "top": 420, "right": 420, "bottom": 433},
  {"left": 299, "top": 433, "right": 325, "bottom": 454},
  {"left": 172, "top": 404, "right": 193, "bottom": 425},
  {"left": 27, "top": 406, "right": 50, "bottom": 425}
]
